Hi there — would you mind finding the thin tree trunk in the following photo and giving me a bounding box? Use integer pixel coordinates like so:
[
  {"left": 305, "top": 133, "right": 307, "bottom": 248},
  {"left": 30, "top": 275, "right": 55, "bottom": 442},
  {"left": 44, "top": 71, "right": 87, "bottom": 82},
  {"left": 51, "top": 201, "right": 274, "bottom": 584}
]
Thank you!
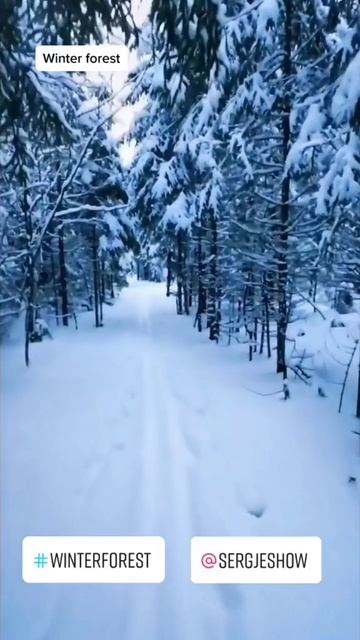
[
  {"left": 264, "top": 282, "right": 271, "bottom": 358},
  {"left": 50, "top": 239, "right": 59, "bottom": 326},
  {"left": 99, "top": 257, "right": 105, "bottom": 324},
  {"left": 166, "top": 250, "right": 172, "bottom": 297},
  {"left": 176, "top": 232, "right": 183, "bottom": 314},
  {"left": 23, "top": 177, "right": 35, "bottom": 366},
  {"left": 101, "top": 258, "right": 106, "bottom": 301},
  {"left": 58, "top": 225, "right": 69, "bottom": 326},
  {"left": 246, "top": 286, "right": 253, "bottom": 362},
  {"left": 260, "top": 311, "right": 265, "bottom": 355},
  {"left": 277, "top": 0, "right": 292, "bottom": 379},
  {"left": 182, "top": 235, "right": 190, "bottom": 316},
  {"left": 110, "top": 273, "right": 115, "bottom": 299},
  {"left": 183, "top": 281, "right": 190, "bottom": 315},
  {"left": 236, "top": 299, "right": 242, "bottom": 333},
  {"left": 196, "top": 218, "right": 206, "bottom": 331},
  {"left": 254, "top": 317, "right": 258, "bottom": 354},
  {"left": 189, "top": 265, "right": 193, "bottom": 308},
  {"left": 92, "top": 224, "right": 101, "bottom": 327},
  {"left": 208, "top": 211, "right": 219, "bottom": 341},
  {"left": 249, "top": 271, "right": 255, "bottom": 358}
]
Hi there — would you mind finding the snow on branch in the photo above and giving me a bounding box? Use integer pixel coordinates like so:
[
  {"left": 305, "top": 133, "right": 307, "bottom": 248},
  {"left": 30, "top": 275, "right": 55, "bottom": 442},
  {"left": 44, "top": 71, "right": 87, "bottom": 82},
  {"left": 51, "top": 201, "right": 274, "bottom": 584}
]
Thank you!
[
  {"left": 162, "top": 191, "right": 193, "bottom": 230},
  {"left": 27, "top": 70, "right": 76, "bottom": 138},
  {"left": 332, "top": 51, "right": 360, "bottom": 125}
]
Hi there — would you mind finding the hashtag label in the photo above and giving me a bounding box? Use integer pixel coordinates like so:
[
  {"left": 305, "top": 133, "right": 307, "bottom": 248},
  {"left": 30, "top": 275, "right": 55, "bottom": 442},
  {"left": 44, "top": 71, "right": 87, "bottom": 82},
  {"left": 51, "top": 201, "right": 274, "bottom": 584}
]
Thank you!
[{"left": 23, "top": 536, "right": 165, "bottom": 584}]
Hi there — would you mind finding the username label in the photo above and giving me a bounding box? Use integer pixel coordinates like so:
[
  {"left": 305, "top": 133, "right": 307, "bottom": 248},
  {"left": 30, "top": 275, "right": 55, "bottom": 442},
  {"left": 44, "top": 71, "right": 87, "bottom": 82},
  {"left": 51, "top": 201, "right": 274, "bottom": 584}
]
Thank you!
[{"left": 191, "top": 536, "right": 322, "bottom": 584}]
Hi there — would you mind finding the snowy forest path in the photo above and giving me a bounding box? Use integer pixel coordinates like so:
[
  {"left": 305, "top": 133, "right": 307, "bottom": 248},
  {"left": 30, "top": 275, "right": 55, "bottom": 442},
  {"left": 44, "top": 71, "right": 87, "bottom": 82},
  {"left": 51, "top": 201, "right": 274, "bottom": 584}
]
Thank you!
[
  {"left": 1, "top": 280, "right": 359, "bottom": 640},
  {"left": 122, "top": 281, "right": 239, "bottom": 640}
]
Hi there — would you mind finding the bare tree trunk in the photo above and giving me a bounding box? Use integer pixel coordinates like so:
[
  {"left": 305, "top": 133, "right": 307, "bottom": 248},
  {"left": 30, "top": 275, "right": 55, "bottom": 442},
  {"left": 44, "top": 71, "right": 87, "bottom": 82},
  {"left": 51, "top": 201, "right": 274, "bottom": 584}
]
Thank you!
[
  {"left": 244, "top": 285, "right": 253, "bottom": 361},
  {"left": 50, "top": 239, "right": 59, "bottom": 326},
  {"left": 22, "top": 175, "right": 35, "bottom": 366},
  {"left": 189, "top": 265, "right": 193, "bottom": 308},
  {"left": 260, "top": 311, "right": 265, "bottom": 355},
  {"left": 110, "top": 273, "right": 115, "bottom": 299},
  {"left": 254, "top": 317, "right": 258, "bottom": 354},
  {"left": 176, "top": 232, "right": 183, "bottom": 314},
  {"left": 249, "top": 272, "right": 256, "bottom": 358},
  {"left": 264, "top": 281, "right": 271, "bottom": 358},
  {"left": 92, "top": 224, "right": 101, "bottom": 327},
  {"left": 208, "top": 211, "right": 219, "bottom": 341},
  {"left": 183, "top": 280, "right": 190, "bottom": 315},
  {"left": 101, "top": 258, "right": 106, "bottom": 301},
  {"left": 196, "top": 218, "right": 207, "bottom": 332},
  {"left": 277, "top": 0, "right": 292, "bottom": 379},
  {"left": 166, "top": 249, "right": 173, "bottom": 297},
  {"left": 58, "top": 225, "right": 69, "bottom": 326},
  {"left": 183, "top": 235, "right": 190, "bottom": 316},
  {"left": 99, "top": 256, "right": 105, "bottom": 324},
  {"left": 236, "top": 299, "right": 242, "bottom": 333}
]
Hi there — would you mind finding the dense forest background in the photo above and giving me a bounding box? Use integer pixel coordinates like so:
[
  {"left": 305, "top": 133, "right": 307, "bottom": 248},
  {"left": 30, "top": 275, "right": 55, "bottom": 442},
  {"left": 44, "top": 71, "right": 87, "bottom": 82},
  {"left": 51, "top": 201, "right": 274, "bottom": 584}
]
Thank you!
[{"left": 1, "top": 0, "right": 360, "bottom": 412}]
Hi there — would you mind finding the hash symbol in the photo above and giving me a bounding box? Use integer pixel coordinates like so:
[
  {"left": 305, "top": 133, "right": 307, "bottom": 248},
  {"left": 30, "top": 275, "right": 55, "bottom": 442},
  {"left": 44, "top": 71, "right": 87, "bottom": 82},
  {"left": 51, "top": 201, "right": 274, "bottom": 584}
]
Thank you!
[{"left": 34, "top": 553, "right": 48, "bottom": 568}]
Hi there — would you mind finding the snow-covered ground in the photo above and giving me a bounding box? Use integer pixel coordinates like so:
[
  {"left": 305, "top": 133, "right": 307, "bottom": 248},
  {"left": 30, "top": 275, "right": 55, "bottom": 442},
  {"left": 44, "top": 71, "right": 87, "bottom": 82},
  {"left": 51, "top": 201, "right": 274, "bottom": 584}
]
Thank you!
[{"left": 1, "top": 280, "right": 359, "bottom": 640}]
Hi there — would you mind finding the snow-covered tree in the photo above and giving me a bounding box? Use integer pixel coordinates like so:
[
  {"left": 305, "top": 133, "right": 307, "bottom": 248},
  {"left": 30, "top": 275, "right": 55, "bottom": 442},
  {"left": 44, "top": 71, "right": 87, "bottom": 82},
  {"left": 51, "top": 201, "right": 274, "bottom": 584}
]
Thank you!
[{"left": 0, "top": 1, "right": 135, "bottom": 362}]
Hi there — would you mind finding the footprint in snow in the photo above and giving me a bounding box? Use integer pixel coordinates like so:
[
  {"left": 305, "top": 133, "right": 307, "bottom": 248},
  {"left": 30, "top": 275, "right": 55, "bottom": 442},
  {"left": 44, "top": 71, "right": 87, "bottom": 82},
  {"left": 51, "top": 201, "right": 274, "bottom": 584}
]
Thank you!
[
  {"left": 236, "top": 484, "right": 267, "bottom": 519},
  {"left": 246, "top": 503, "right": 266, "bottom": 518}
]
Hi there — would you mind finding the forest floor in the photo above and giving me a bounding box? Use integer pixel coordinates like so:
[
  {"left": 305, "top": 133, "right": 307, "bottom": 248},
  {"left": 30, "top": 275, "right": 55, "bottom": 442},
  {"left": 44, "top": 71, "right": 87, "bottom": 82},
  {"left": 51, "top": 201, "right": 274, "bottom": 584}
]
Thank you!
[{"left": 1, "top": 280, "right": 359, "bottom": 640}]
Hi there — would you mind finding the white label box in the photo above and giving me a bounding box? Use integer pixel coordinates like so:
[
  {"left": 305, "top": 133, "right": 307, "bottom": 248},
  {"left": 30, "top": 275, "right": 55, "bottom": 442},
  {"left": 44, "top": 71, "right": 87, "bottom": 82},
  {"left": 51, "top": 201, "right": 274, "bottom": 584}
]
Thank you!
[
  {"left": 191, "top": 537, "right": 322, "bottom": 584},
  {"left": 35, "top": 46, "right": 129, "bottom": 72},
  {"left": 23, "top": 536, "right": 165, "bottom": 583}
]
